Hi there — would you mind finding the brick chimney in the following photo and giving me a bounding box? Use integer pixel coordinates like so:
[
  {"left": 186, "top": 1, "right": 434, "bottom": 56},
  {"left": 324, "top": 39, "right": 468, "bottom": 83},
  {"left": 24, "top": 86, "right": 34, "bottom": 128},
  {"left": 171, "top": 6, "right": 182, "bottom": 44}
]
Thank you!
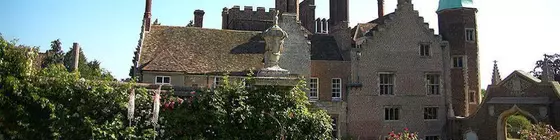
[
  {"left": 143, "top": 0, "right": 152, "bottom": 31},
  {"left": 378, "top": 0, "right": 384, "bottom": 18},
  {"left": 194, "top": 9, "right": 205, "bottom": 27}
]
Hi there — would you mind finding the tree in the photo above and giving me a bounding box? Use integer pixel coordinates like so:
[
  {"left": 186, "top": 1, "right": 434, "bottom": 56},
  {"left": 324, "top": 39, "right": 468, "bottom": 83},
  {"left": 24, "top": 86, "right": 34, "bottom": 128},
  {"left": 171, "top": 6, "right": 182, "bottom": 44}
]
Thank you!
[
  {"left": 1, "top": 34, "right": 332, "bottom": 139},
  {"left": 160, "top": 77, "right": 333, "bottom": 139},
  {"left": 41, "top": 39, "right": 64, "bottom": 67},
  {"left": 186, "top": 20, "right": 194, "bottom": 27},
  {"left": 1, "top": 36, "right": 155, "bottom": 139},
  {"left": 506, "top": 115, "right": 532, "bottom": 138},
  {"left": 63, "top": 46, "right": 114, "bottom": 80},
  {"left": 531, "top": 54, "right": 560, "bottom": 81}
]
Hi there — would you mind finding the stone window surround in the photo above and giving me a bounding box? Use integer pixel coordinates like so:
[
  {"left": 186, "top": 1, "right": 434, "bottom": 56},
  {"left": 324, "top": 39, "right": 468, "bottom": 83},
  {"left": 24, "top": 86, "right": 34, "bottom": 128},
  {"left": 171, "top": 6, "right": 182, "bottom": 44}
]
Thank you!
[
  {"left": 378, "top": 72, "right": 396, "bottom": 96},
  {"left": 465, "top": 28, "right": 476, "bottom": 42},
  {"left": 331, "top": 115, "right": 338, "bottom": 139},
  {"left": 309, "top": 77, "right": 319, "bottom": 101},
  {"left": 384, "top": 106, "right": 401, "bottom": 121},
  {"left": 419, "top": 42, "right": 431, "bottom": 57},
  {"left": 425, "top": 73, "right": 442, "bottom": 95},
  {"left": 468, "top": 90, "right": 477, "bottom": 104},
  {"left": 424, "top": 135, "right": 440, "bottom": 140},
  {"left": 331, "top": 78, "right": 342, "bottom": 101},
  {"left": 452, "top": 55, "right": 465, "bottom": 68},
  {"left": 155, "top": 75, "right": 171, "bottom": 84},
  {"left": 423, "top": 106, "right": 439, "bottom": 121},
  {"left": 213, "top": 76, "right": 223, "bottom": 88}
]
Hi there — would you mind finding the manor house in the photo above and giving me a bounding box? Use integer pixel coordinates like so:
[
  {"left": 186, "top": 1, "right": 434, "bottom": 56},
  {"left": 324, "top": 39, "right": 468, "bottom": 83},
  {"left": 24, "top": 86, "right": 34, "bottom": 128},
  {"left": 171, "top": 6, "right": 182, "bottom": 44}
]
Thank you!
[{"left": 130, "top": 0, "right": 560, "bottom": 139}]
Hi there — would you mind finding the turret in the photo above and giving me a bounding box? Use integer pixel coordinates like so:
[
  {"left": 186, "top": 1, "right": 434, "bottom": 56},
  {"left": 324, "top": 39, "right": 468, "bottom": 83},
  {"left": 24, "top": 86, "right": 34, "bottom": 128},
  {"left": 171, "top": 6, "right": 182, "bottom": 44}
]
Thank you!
[{"left": 437, "top": 0, "right": 479, "bottom": 117}]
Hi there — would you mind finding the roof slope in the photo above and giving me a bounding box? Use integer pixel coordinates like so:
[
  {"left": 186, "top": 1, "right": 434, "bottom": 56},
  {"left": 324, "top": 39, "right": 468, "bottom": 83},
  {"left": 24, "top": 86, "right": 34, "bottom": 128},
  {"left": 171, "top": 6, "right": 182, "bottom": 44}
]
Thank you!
[
  {"left": 310, "top": 34, "right": 343, "bottom": 61},
  {"left": 139, "top": 26, "right": 265, "bottom": 74},
  {"left": 437, "top": 0, "right": 475, "bottom": 12}
]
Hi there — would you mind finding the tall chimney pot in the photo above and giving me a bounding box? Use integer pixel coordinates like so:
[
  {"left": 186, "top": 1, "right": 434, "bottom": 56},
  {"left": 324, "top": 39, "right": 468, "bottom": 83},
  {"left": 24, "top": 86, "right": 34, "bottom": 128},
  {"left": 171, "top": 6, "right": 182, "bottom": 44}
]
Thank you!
[
  {"left": 194, "top": 9, "right": 205, "bottom": 27},
  {"left": 378, "top": 0, "right": 384, "bottom": 18}
]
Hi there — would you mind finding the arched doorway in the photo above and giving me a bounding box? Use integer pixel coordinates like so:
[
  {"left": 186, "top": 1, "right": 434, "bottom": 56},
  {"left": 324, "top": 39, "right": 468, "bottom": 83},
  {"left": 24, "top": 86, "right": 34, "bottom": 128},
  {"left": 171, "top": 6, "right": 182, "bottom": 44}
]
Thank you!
[{"left": 496, "top": 105, "right": 538, "bottom": 140}]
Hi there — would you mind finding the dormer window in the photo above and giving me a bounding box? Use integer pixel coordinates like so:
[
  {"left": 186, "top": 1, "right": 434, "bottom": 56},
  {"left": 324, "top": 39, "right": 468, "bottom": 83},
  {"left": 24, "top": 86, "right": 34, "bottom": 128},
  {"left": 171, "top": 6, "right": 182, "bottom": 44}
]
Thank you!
[
  {"left": 465, "top": 28, "right": 475, "bottom": 42},
  {"left": 155, "top": 76, "right": 171, "bottom": 84}
]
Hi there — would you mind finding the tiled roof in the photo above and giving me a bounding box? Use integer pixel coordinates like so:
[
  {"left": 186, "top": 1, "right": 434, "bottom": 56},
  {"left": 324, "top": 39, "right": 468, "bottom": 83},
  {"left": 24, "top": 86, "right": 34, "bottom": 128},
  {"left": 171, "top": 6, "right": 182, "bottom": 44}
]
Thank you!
[
  {"left": 352, "top": 13, "right": 396, "bottom": 39},
  {"left": 138, "top": 25, "right": 265, "bottom": 74},
  {"left": 310, "top": 34, "right": 343, "bottom": 61}
]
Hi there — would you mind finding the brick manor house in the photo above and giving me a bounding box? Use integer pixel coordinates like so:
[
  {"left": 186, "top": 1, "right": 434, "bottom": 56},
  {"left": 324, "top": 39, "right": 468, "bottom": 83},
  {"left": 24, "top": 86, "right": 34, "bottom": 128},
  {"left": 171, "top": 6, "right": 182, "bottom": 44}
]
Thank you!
[{"left": 130, "top": 0, "right": 560, "bottom": 139}]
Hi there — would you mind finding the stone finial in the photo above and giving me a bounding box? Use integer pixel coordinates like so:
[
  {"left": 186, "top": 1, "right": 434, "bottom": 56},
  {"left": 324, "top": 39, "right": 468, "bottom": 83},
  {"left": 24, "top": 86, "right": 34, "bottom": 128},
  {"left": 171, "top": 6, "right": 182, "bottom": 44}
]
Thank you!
[
  {"left": 491, "top": 60, "right": 502, "bottom": 85},
  {"left": 273, "top": 10, "right": 279, "bottom": 25},
  {"left": 258, "top": 10, "right": 289, "bottom": 77},
  {"left": 542, "top": 55, "right": 553, "bottom": 82}
]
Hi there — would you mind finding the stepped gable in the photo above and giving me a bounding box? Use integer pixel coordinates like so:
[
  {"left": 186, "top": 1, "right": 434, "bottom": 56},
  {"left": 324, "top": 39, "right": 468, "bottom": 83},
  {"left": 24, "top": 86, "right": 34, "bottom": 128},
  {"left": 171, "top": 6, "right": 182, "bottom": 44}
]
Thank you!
[{"left": 138, "top": 25, "right": 265, "bottom": 74}]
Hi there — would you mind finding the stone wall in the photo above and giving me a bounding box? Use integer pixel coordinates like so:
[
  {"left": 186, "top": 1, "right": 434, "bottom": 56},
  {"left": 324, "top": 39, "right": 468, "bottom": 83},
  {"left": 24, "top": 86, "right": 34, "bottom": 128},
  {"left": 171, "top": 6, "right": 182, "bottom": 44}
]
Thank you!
[
  {"left": 347, "top": 3, "right": 448, "bottom": 139},
  {"left": 278, "top": 13, "right": 311, "bottom": 78},
  {"left": 222, "top": 6, "right": 275, "bottom": 31}
]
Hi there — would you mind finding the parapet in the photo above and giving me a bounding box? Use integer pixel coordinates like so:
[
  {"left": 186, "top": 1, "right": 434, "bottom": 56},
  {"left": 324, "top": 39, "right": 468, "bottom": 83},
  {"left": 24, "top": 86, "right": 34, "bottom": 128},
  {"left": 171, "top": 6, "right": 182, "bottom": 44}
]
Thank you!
[{"left": 222, "top": 5, "right": 276, "bottom": 31}]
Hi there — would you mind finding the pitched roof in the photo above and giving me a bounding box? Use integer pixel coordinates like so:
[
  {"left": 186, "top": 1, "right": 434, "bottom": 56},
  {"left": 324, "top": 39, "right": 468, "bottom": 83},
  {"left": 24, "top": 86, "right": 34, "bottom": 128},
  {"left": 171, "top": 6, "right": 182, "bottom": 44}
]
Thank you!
[
  {"left": 310, "top": 34, "right": 343, "bottom": 61},
  {"left": 437, "top": 0, "right": 475, "bottom": 12},
  {"left": 352, "top": 13, "right": 396, "bottom": 40},
  {"left": 138, "top": 26, "right": 265, "bottom": 74}
]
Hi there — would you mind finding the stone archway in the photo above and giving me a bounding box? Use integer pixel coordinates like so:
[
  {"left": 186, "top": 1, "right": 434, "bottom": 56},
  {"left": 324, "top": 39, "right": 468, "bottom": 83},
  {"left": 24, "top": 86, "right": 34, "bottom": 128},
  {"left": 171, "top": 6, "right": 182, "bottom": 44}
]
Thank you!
[{"left": 496, "top": 105, "right": 538, "bottom": 140}]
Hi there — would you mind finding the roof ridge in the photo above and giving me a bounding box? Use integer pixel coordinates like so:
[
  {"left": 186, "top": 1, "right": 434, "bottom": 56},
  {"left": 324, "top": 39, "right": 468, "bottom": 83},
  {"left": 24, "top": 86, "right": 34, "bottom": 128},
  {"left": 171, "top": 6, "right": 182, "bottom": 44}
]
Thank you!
[{"left": 151, "top": 25, "right": 262, "bottom": 33}]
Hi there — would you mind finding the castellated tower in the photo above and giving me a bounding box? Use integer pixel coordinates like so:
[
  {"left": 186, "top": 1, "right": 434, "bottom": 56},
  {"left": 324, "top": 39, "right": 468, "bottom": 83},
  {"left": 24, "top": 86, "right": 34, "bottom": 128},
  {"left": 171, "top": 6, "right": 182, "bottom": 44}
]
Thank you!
[{"left": 437, "top": 0, "right": 480, "bottom": 117}]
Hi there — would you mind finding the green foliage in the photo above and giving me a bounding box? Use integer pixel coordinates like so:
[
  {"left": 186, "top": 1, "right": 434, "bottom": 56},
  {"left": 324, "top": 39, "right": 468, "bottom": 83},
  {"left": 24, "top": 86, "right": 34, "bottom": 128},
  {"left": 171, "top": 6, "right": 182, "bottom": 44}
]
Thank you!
[
  {"left": 0, "top": 35, "right": 155, "bottom": 139},
  {"left": 506, "top": 115, "right": 532, "bottom": 138},
  {"left": 42, "top": 39, "right": 64, "bottom": 68},
  {"left": 62, "top": 45, "right": 114, "bottom": 80},
  {"left": 186, "top": 20, "right": 194, "bottom": 27},
  {"left": 160, "top": 77, "right": 333, "bottom": 139},
  {"left": 520, "top": 123, "right": 560, "bottom": 140},
  {"left": 532, "top": 53, "right": 560, "bottom": 81},
  {"left": 1, "top": 35, "right": 332, "bottom": 139}
]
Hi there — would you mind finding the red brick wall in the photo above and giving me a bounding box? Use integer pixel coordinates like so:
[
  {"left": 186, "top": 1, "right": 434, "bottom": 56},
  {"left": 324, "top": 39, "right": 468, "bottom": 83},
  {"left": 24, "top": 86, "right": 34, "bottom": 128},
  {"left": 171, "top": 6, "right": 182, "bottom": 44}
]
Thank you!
[{"left": 311, "top": 60, "right": 350, "bottom": 101}]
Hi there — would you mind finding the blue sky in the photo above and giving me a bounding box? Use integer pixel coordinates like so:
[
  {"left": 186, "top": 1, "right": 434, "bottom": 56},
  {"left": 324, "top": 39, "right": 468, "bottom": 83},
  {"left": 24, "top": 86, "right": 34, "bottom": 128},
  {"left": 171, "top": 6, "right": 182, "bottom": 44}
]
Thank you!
[{"left": 1, "top": 0, "right": 558, "bottom": 86}]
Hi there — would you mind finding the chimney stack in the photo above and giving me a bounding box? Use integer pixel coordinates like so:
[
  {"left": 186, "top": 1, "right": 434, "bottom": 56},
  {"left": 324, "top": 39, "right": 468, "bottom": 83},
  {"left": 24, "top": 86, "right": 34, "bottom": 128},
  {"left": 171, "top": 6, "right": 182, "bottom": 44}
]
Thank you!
[
  {"left": 72, "top": 42, "right": 80, "bottom": 72},
  {"left": 194, "top": 9, "right": 205, "bottom": 27},
  {"left": 378, "top": 0, "right": 384, "bottom": 18},
  {"left": 143, "top": 0, "right": 152, "bottom": 31}
]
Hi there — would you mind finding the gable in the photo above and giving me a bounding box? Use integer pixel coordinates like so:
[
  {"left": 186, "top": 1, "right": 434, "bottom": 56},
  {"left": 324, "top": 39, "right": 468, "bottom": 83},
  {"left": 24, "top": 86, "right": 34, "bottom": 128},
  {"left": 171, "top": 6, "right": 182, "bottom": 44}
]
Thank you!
[{"left": 498, "top": 70, "right": 540, "bottom": 96}]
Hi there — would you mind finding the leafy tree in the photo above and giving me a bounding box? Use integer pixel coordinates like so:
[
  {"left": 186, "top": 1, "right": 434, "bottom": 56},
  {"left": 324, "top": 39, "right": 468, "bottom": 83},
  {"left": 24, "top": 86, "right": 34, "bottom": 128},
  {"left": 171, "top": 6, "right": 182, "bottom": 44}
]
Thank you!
[
  {"left": 160, "top": 77, "right": 333, "bottom": 139},
  {"left": 531, "top": 54, "right": 560, "bottom": 81},
  {"left": 186, "top": 20, "right": 194, "bottom": 27},
  {"left": 42, "top": 39, "right": 64, "bottom": 67},
  {"left": 0, "top": 35, "right": 155, "bottom": 139},
  {"left": 481, "top": 89, "right": 486, "bottom": 98},
  {"left": 506, "top": 115, "right": 532, "bottom": 138},
  {"left": 63, "top": 46, "right": 114, "bottom": 80},
  {"left": 1, "top": 34, "right": 332, "bottom": 139}
]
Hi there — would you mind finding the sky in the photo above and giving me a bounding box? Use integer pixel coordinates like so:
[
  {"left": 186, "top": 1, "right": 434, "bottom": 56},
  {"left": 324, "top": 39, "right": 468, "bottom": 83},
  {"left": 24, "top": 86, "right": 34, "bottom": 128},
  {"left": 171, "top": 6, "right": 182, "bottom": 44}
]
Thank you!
[{"left": 0, "top": 0, "right": 558, "bottom": 87}]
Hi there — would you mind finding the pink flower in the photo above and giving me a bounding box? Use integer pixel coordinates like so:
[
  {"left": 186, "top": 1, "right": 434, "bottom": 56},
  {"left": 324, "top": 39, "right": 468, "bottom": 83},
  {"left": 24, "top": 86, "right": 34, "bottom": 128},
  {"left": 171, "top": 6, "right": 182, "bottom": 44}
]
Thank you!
[
  {"left": 404, "top": 127, "right": 408, "bottom": 131},
  {"left": 177, "top": 98, "right": 184, "bottom": 104}
]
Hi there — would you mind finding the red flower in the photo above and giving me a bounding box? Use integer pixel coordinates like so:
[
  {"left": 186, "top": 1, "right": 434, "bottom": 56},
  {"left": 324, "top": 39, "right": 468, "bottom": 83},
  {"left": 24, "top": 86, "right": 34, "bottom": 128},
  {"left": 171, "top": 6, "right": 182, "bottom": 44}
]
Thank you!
[{"left": 404, "top": 127, "right": 409, "bottom": 131}]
